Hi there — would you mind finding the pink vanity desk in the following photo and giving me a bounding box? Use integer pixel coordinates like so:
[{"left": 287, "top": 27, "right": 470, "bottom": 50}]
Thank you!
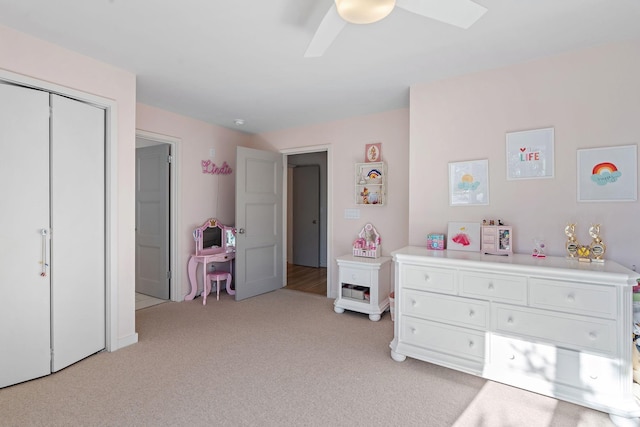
[{"left": 185, "top": 219, "right": 236, "bottom": 301}]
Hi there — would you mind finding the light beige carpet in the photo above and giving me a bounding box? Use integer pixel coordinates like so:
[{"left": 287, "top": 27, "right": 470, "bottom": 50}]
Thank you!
[{"left": 0, "top": 289, "right": 615, "bottom": 426}]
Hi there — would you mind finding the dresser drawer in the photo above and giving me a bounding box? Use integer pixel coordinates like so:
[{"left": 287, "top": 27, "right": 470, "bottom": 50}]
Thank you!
[
  {"left": 460, "top": 271, "right": 527, "bottom": 304},
  {"left": 400, "top": 316, "right": 485, "bottom": 361},
  {"left": 340, "top": 267, "right": 371, "bottom": 286},
  {"left": 402, "top": 289, "right": 489, "bottom": 329},
  {"left": 489, "top": 334, "right": 621, "bottom": 392},
  {"left": 529, "top": 278, "right": 617, "bottom": 319},
  {"left": 493, "top": 304, "right": 616, "bottom": 354},
  {"left": 401, "top": 264, "right": 456, "bottom": 294}
]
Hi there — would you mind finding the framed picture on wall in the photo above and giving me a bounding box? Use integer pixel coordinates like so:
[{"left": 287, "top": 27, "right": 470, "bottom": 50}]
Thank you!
[
  {"left": 577, "top": 144, "right": 637, "bottom": 202},
  {"left": 506, "top": 127, "right": 554, "bottom": 180},
  {"left": 365, "top": 143, "right": 381, "bottom": 162},
  {"left": 448, "top": 159, "right": 489, "bottom": 206}
]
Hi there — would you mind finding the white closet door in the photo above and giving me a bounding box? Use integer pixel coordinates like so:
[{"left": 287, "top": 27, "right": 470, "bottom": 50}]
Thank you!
[
  {"left": 50, "top": 94, "right": 105, "bottom": 371},
  {"left": 0, "top": 84, "right": 51, "bottom": 388}
]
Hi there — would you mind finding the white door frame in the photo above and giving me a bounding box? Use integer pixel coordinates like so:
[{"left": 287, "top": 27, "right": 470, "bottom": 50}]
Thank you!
[
  {"left": 0, "top": 69, "right": 120, "bottom": 351},
  {"left": 281, "top": 145, "right": 332, "bottom": 298},
  {"left": 135, "top": 130, "right": 181, "bottom": 302}
]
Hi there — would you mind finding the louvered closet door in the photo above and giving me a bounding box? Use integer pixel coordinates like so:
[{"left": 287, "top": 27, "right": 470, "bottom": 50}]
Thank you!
[
  {"left": 0, "top": 84, "right": 52, "bottom": 388},
  {"left": 50, "top": 94, "right": 105, "bottom": 372}
]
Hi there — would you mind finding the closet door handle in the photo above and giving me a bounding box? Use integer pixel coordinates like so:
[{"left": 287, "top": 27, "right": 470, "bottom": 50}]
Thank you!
[
  {"left": 40, "top": 228, "right": 49, "bottom": 277},
  {"left": 238, "top": 228, "right": 245, "bottom": 234}
]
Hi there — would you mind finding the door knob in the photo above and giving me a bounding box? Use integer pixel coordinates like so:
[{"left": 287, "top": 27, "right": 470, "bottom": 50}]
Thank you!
[
  {"left": 312, "top": 220, "right": 317, "bottom": 224},
  {"left": 238, "top": 228, "right": 245, "bottom": 234}
]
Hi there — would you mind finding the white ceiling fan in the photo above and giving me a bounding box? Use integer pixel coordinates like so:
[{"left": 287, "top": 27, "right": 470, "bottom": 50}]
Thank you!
[{"left": 305, "top": 0, "right": 487, "bottom": 57}]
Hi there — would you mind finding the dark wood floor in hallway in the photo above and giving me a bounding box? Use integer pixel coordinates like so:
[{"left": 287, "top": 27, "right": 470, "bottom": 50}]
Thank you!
[{"left": 286, "top": 263, "right": 326, "bottom": 296}]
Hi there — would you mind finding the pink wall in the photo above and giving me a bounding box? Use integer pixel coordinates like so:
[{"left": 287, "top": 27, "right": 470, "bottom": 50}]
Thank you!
[
  {"left": 253, "top": 109, "right": 410, "bottom": 296},
  {"left": 136, "top": 103, "right": 253, "bottom": 297},
  {"left": 409, "top": 41, "right": 640, "bottom": 269},
  {"left": 0, "top": 24, "right": 137, "bottom": 346}
]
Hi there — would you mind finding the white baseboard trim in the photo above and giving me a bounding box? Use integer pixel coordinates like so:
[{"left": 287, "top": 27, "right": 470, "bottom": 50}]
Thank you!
[{"left": 115, "top": 333, "right": 139, "bottom": 351}]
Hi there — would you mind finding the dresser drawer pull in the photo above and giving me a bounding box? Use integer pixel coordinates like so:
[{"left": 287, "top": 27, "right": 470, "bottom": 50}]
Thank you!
[
  {"left": 589, "top": 374, "right": 598, "bottom": 380},
  {"left": 468, "top": 340, "right": 475, "bottom": 348},
  {"left": 507, "top": 316, "right": 514, "bottom": 324},
  {"left": 567, "top": 293, "right": 575, "bottom": 302},
  {"left": 469, "top": 309, "right": 475, "bottom": 317},
  {"left": 410, "top": 299, "right": 417, "bottom": 307},
  {"left": 488, "top": 282, "right": 494, "bottom": 290},
  {"left": 508, "top": 354, "right": 515, "bottom": 360},
  {"left": 424, "top": 274, "right": 430, "bottom": 281},
  {"left": 410, "top": 327, "right": 417, "bottom": 334},
  {"left": 589, "top": 332, "right": 597, "bottom": 340}
]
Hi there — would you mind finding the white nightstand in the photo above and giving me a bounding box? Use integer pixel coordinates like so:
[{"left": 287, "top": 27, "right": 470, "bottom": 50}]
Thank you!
[{"left": 334, "top": 255, "right": 392, "bottom": 321}]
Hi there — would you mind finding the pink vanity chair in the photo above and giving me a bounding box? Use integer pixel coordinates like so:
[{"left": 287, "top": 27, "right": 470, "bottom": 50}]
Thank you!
[
  {"left": 185, "top": 218, "right": 236, "bottom": 305},
  {"left": 204, "top": 271, "right": 232, "bottom": 304}
]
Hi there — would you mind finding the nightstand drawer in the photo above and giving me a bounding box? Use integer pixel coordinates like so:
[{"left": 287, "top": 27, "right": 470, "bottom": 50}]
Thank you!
[
  {"left": 529, "top": 278, "right": 616, "bottom": 319},
  {"left": 340, "top": 267, "right": 371, "bottom": 286},
  {"left": 401, "top": 264, "right": 456, "bottom": 294},
  {"left": 402, "top": 289, "right": 488, "bottom": 329}
]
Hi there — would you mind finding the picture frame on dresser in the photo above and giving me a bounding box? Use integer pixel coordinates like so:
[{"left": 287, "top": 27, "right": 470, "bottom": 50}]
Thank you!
[{"left": 447, "top": 222, "right": 481, "bottom": 252}]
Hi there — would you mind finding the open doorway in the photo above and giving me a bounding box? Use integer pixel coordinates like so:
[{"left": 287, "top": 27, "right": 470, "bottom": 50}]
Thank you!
[
  {"left": 135, "top": 131, "right": 181, "bottom": 309},
  {"left": 285, "top": 150, "right": 328, "bottom": 297}
]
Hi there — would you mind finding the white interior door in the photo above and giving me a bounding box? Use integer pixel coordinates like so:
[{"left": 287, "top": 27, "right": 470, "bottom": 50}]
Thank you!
[
  {"left": 135, "top": 143, "right": 170, "bottom": 299},
  {"left": 50, "top": 94, "right": 105, "bottom": 372},
  {"left": 292, "top": 165, "right": 320, "bottom": 267},
  {"left": 235, "top": 147, "right": 284, "bottom": 300},
  {"left": 0, "top": 83, "right": 51, "bottom": 388}
]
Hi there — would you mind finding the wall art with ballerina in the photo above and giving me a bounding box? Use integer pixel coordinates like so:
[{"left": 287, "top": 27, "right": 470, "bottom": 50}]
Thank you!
[{"left": 447, "top": 222, "right": 481, "bottom": 252}]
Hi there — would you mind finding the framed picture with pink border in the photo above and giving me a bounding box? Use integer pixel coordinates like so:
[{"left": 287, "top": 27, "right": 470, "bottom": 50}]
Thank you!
[{"left": 365, "top": 143, "right": 381, "bottom": 163}]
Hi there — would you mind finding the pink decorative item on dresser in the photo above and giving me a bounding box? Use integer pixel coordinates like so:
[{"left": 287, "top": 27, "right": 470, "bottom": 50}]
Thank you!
[{"left": 185, "top": 218, "right": 236, "bottom": 302}]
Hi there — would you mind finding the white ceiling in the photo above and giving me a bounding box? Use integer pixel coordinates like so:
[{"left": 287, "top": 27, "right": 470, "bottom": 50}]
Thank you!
[{"left": 1, "top": 0, "right": 639, "bottom": 134}]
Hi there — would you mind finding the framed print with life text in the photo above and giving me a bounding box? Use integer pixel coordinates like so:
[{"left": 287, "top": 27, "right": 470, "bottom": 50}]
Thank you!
[
  {"left": 506, "top": 127, "right": 554, "bottom": 180},
  {"left": 448, "top": 159, "right": 489, "bottom": 206},
  {"left": 577, "top": 144, "right": 637, "bottom": 202}
]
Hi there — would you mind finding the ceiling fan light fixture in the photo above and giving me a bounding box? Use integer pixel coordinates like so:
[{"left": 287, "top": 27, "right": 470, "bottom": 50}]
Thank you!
[{"left": 335, "top": 0, "right": 396, "bottom": 24}]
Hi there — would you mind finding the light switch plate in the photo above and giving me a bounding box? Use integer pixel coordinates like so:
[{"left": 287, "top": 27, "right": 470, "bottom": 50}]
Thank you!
[{"left": 344, "top": 208, "right": 360, "bottom": 219}]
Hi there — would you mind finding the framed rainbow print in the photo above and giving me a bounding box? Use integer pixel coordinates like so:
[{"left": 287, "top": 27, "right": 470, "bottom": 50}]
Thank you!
[
  {"left": 448, "top": 159, "right": 489, "bottom": 206},
  {"left": 577, "top": 145, "right": 637, "bottom": 202}
]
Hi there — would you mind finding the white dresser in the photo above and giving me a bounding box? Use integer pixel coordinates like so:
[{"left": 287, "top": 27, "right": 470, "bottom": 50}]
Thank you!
[{"left": 390, "top": 246, "right": 640, "bottom": 423}]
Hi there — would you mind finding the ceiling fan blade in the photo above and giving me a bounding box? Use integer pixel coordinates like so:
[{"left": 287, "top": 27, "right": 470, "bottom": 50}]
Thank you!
[
  {"left": 304, "top": 4, "right": 347, "bottom": 58},
  {"left": 396, "top": 0, "right": 487, "bottom": 29}
]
